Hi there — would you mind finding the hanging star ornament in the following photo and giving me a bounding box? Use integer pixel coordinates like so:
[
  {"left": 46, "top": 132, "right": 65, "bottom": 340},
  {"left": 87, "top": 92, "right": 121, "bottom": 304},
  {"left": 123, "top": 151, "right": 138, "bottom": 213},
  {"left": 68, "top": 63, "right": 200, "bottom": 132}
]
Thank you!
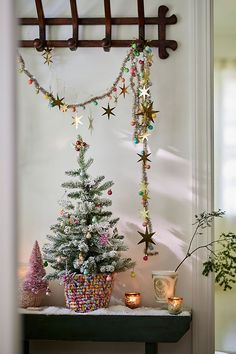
[
  {"left": 72, "top": 114, "right": 83, "bottom": 129},
  {"left": 137, "top": 226, "right": 156, "bottom": 250},
  {"left": 139, "top": 131, "right": 151, "bottom": 142},
  {"left": 139, "top": 208, "right": 149, "bottom": 220},
  {"left": 88, "top": 113, "right": 94, "bottom": 134},
  {"left": 102, "top": 103, "right": 116, "bottom": 120},
  {"left": 42, "top": 47, "right": 53, "bottom": 65},
  {"left": 51, "top": 95, "right": 64, "bottom": 110},
  {"left": 60, "top": 104, "right": 68, "bottom": 112},
  {"left": 139, "top": 85, "right": 150, "bottom": 99},
  {"left": 119, "top": 83, "right": 129, "bottom": 98},
  {"left": 137, "top": 151, "right": 151, "bottom": 163}
]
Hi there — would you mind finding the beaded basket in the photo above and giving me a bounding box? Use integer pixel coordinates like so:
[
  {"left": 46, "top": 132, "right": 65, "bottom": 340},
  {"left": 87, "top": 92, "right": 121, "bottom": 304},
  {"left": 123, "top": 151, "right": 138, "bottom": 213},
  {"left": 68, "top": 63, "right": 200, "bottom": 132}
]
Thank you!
[{"left": 63, "top": 273, "right": 114, "bottom": 313}]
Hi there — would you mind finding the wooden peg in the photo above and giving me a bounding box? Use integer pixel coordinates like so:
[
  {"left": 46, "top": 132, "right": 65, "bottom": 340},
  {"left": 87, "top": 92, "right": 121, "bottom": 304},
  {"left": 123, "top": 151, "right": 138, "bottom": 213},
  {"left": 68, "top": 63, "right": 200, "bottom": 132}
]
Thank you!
[
  {"left": 68, "top": 0, "right": 78, "bottom": 51},
  {"left": 33, "top": 0, "right": 46, "bottom": 52},
  {"left": 137, "top": 0, "right": 145, "bottom": 44},
  {"left": 102, "top": 0, "right": 112, "bottom": 52}
]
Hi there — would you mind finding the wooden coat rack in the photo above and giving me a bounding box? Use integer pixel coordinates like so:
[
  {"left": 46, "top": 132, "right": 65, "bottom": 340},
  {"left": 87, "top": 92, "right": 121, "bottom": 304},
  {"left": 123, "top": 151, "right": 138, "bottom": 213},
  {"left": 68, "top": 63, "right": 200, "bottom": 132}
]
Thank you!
[{"left": 18, "top": 0, "right": 178, "bottom": 59}]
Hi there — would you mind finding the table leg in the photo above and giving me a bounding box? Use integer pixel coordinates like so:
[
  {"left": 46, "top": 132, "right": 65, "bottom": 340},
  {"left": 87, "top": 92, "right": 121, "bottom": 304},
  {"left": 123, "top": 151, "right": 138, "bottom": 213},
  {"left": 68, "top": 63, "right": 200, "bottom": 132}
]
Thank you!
[
  {"left": 23, "top": 340, "right": 29, "bottom": 354},
  {"left": 145, "top": 342, "right": 158, "bottom": 354}
]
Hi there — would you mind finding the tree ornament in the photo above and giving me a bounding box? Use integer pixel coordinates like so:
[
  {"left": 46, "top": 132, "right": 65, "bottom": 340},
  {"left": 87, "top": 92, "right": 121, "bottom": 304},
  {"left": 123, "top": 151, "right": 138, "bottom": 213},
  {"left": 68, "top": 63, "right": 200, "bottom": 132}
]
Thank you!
[
  {"left": 130, "top": 271, "right": 136, "bottom": 278},
  {"left": 46, "top": 286, "right": 51, "bottom": 296},
  {"left": 100, "top": 233, "right": 109, "bottom": 246},
  {"left": 102, "top": 103, "right": 116, "bottom": 120},
  {"left": 28, "top": 79, "right": 33, "bottom": 85},
  {"left": 107, "top": 189, "right": 112, "bottom": 196},
  {"left": 84, "top": 269, "right": 89, "bottom": 275},
  {"left": 92, "top": 216, "right": 97, "bottom": 223},
  {"left": 86, "top": 232, "right": 92, "bottom": 239},
  {"left": 106, "top": 274, "right": 112, "bottom": 281},
  {"left": 143, "top": 255, "right": 148, "bottom": 261}
]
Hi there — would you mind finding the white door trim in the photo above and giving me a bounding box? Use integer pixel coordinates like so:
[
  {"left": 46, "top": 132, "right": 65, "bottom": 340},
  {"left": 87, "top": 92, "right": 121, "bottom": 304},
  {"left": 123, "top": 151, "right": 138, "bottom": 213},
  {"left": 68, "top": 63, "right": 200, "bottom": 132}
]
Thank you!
[
  {"left": 0, "top": 1, "right": 18, "bottom": 354},
  {"left": 190, "top": 1, "right": 214, "bottom": 353}
]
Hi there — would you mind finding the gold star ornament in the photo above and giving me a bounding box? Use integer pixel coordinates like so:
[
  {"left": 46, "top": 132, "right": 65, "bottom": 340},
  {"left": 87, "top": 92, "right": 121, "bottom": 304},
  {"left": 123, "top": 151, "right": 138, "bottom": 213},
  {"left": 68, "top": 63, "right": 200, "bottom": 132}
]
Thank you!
[
  {"left": 102, "top": 103, "right": 116, "bottom": 120},
  {"left": 137, "top": 152, "right": 151, "bottom": 163},
  {"left": 119, "top": 84, "right": 129, "bottom": 98},
  {"left": 137, "top": 226, "right": 156, "bottom": 250},
  {"left": 52, "top": 95, "right": 64, "bottom": 110}
]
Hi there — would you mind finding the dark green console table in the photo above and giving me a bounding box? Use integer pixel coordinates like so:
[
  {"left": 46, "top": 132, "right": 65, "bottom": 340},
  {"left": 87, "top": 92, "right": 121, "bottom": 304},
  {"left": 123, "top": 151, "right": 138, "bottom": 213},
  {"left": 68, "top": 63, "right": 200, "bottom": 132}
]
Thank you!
[{"left": 21, "top": 307, "right": 191, "bottom": 354}]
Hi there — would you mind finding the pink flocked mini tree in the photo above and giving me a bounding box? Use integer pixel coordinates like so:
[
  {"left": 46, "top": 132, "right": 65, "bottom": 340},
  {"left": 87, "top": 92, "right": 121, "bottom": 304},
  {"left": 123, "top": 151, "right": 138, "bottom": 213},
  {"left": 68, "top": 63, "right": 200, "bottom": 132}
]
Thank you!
[{"left": 21, "top": 241, "right": 49, "bottom": 308}]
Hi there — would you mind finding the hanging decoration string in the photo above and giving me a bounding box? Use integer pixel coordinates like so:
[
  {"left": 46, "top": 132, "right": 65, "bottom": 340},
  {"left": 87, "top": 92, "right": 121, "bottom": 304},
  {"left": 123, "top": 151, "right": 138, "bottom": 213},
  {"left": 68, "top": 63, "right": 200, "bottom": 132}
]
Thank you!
[{"left": 17, "top": 43, "right": 158, "bottom": 259}]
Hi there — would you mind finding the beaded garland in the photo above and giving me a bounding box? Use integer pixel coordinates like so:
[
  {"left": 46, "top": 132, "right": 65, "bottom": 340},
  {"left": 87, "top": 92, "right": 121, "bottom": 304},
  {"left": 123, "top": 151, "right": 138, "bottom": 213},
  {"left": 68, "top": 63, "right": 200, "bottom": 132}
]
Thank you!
[
  {"left": 18, "top": 43, "right": 158, "bottom": 258},
  {"left": 63, "top": 273, "right": 114, "bottom": 313}
]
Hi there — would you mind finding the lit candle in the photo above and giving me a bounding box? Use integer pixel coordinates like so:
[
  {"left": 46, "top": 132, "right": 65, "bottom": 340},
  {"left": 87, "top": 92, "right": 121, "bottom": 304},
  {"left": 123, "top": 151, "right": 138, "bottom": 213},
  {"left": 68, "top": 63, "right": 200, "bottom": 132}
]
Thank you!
[
  {"left": 168, "top": 297, "right": 183, "bottom": 315},
  {"left": 125, "top": 292, "right": 141, "bottom": 309}
]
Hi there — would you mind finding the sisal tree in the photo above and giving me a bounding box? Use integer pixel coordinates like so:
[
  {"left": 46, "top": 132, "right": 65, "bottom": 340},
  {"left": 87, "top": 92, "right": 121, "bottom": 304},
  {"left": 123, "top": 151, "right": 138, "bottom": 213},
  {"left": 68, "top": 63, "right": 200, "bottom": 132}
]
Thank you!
[
  {"left": 43, "top": 135, "right": 134, "bottom": 280},
  {"left": 23, "top": 240, "right": 48, "bottom": 294}
]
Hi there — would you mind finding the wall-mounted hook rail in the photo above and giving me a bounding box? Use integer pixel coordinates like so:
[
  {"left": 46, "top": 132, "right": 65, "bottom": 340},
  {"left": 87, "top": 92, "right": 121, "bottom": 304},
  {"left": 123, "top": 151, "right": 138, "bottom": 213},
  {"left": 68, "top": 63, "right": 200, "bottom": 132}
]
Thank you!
[{"left": 18, "top": 2, "right": 178, "bottom": 59}]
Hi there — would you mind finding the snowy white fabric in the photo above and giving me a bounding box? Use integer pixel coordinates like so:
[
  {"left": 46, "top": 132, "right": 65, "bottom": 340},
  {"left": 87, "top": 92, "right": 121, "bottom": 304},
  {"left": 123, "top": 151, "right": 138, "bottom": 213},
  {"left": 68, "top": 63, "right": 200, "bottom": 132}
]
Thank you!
[{"left": 19, "top": 305, "right": 191, "bottom": 316}]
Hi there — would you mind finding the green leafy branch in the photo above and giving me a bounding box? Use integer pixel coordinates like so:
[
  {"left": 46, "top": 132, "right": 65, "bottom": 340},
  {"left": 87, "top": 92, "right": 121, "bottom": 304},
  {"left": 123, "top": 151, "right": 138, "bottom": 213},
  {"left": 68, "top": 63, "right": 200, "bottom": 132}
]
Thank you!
[{"left": 174, "top": 210, "right": 236, "bottom": 291}]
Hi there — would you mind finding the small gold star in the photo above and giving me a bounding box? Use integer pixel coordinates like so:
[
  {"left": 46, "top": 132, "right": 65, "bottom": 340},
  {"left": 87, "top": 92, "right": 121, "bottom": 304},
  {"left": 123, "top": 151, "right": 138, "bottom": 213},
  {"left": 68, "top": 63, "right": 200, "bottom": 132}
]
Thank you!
[
  {"left": 42, "top": 48, "right": 53, "bottom": 65},
  {"left": 139, "top": 132, "right": 151, "bottom": 142},
  {"left": 60, "top": 104, "right": 68, "bottom": 112},
  {"left": 137, "top": 226, "right": 156, "bottom": 250},
  {"left": 119, "top": 84, "right": 129, "bottom": 98},
  {"left": 102, "top": 103, "right": 116, "bottom": 120},
  {"left": 139, "top": 208, "right": 149, "bottom": 220},
  {"left": 88, "top": 114, "right": 94, "bottom": 134},
  {"left": 137, "top": 152, "right": 151, "bottom": 163},
  {"left": 72, "top": 114, "right": 83, "bottom": 129}
]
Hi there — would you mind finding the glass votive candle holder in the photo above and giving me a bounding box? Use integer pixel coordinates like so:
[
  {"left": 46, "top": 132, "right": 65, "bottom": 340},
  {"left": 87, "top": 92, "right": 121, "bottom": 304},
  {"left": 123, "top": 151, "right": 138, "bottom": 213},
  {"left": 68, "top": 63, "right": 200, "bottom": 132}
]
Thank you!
[
  {"left": 125, "top": 292, "right": 141, "bottom": 309},
  {"left": 168, "top": 297, "right": 183, "bottom": 315}
]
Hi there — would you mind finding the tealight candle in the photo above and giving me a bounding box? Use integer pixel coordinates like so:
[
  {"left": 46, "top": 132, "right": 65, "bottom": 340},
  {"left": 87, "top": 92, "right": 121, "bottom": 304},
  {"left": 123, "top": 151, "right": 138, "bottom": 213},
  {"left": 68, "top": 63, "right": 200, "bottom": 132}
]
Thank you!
[
  {"left": 168, "top": 297, "right": 183, "bottom": 315},
  {"left": 125, "top": 292, "right": 141, "bottom": 309}
]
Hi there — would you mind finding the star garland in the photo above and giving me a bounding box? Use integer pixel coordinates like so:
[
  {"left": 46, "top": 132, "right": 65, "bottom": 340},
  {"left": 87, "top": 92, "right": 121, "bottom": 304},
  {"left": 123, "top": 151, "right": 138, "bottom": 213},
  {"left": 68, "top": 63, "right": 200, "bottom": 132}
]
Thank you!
[{"left": 17, "top": 42, "right": 159, "bottom": 259}]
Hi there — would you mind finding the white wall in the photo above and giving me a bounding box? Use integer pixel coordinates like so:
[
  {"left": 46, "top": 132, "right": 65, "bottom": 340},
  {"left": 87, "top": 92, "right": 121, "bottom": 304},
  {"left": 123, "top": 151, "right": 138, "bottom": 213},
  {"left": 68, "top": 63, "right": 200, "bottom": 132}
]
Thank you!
[{"left": 17, "top": 1, "right": 213, "bottom": 353}]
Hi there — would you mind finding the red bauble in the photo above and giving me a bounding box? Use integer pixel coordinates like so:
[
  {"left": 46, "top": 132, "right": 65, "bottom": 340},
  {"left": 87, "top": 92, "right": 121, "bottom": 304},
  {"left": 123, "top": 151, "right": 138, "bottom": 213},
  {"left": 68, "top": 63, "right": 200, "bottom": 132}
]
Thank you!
[
  {"left": 143, "top": 255, "right": 148, "bottom": 261},
  {"left": 28, "top": 79, "right": 33, "bottom": 85},
  {"left": 107, "top": 189, "right": 112, "bottom": 195}
]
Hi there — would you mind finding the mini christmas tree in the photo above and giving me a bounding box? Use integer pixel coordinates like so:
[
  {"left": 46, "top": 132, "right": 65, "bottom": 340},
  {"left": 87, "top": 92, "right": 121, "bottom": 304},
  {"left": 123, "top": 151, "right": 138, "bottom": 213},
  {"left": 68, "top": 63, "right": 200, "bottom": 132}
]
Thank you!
[
  {"left": 20, "top": 241, "right": 48, "bottom": 308},
  {"left": 43, "top": 135, "right": 135, "bottom": 280}
]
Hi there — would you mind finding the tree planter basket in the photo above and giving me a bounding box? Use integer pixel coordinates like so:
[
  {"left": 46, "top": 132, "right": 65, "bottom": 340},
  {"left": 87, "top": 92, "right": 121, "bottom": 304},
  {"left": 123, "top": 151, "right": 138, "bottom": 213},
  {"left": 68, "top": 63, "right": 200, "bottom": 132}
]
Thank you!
[
  {"left": 20, "top": 289, "right": 45, "bottom": 308},
  {"left": 63, "top": 273, "right": 114, "bottom": 313}
]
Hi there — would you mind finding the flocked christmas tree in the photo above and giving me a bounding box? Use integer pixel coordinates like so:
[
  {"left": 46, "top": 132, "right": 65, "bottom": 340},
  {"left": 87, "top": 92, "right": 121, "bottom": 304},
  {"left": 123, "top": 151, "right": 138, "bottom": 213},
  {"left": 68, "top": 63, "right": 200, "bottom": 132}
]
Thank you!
[{"left": 43, "top": 135, "right": 134, "bottom": 280}]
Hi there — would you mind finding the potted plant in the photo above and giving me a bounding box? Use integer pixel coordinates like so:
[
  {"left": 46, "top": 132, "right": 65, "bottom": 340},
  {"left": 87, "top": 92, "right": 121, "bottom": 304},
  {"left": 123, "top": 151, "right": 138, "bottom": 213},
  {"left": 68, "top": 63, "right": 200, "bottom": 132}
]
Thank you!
[
  {"left": 152, "top": 210, "right": 236, "bottom": 305},
  {"left": 43, "top": 135, "right": 135, "bottom": 312}
]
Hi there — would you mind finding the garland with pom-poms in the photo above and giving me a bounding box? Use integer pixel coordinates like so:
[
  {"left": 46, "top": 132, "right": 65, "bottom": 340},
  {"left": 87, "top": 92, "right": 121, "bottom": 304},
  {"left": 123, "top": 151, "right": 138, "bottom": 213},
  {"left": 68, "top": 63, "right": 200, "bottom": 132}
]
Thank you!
[{"left": 17, "top": 42, "right": 159, "bottom": 259}]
